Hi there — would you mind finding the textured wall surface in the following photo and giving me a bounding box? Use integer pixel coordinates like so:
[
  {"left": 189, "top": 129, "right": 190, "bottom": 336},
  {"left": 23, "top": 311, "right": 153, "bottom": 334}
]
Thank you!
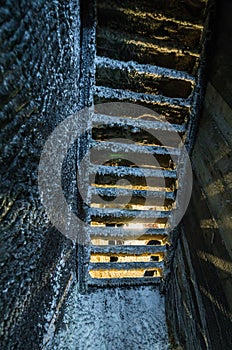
[
  {"left": 1, "top": 1, "right": 232, "bottom": 349},
  {"left": 166, "top": 86, "right": 232, "bottom": 350},
  {"left": 0, "top": 1, "right": 81, "bottom": 348},
  {"left": 166, "top": 231, "right": 211, "bottom": 350},
  {"left": 166, "top": 1, "right": 232, "bottom": 348}
]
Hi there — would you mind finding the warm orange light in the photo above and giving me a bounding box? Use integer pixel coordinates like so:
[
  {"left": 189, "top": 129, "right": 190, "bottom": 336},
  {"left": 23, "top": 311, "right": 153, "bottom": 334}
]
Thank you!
[{"left": 89, "top": 268, "right": 162, "bottom": 279}]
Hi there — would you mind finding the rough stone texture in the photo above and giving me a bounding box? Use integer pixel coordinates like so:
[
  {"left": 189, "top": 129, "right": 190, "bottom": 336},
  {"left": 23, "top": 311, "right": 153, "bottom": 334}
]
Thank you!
[
  {"left": 166, "top": 231, "right": 211, "bottom": 350},
  {"left": 48, "top": 285, "right": 169, "bottom": 350},
  {"left": 192, "top": 83, "right": 232, "bottom": 261},
  {"left": 1, "top": 0, "right": 232, "bottom": 349},
  {"left": 166, "top": 1, "right": 232, "bottom": 348},
  {"left": 167, "top": 182, "right": 232, "bottom": 349},
  {"left": 0, "top": 1, "right": 81, "bottom": 349},
  {"left": 166, "top": 93, "right": 232, "bottom": 347}
]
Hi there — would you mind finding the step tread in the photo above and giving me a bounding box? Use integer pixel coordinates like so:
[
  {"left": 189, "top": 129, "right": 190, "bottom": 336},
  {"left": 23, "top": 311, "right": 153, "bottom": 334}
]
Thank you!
[
  {"left": 97, "top": 1, "right": 206, "bottom": 27},
  {"left": 90, "top": 164, "right": 177, "bottom": 179},
  {"left": 96, "top": 56, "right": 195, "bottom": 82},
  {"left": 89, "top": 226, "right": 169, "bottom": 238},
  {"left": 95, "top": 85, "right": 191, "bottom": 109},
  {"left": 89, "top": 261, "right": 164, "bottom": 270},
  {"left": 90, "top": 186, "right": 176, "bottom": 200},
  {"left": 88, "top": 277, "right": 162, "bottom": 286},
  {"left": 91, "top": 140, "right": 180, "bottom": 156},
  {"left": 90, "top": 245, "right": 166, "bottom": 254},
  {"left": 90, "top": 207, "right": 172, "bottom": 219},
  {"left": 92, "top": 113, "right": 186, "bottom": 133},
  {"left": 97, "top": 27, "right": 200, "bottom": 57}
]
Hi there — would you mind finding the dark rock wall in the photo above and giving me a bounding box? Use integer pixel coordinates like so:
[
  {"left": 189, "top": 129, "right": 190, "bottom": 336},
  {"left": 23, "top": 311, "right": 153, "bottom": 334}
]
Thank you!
[
  {"left": 166, "top": 1, "right": 232, "bottom": 349},
  {"left": 166, "top": 230, "right": 212, "bottom": 350},
  {"left": 1, "top": 0, "right": 232, "bottom": 349},
  {"left": 0, "top": 1, "right": 81, "bottom": 349}
]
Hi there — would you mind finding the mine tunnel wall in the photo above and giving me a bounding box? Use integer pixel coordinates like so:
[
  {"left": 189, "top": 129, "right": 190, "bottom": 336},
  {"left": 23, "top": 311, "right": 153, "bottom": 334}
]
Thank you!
[
  {"left": 166, "top": 1, "right": 232, "bottom": 348},
  {"left": 1, "top": 0, "right": 232, "bottom": 349},
  {"left": 0, "top": 1, "right": 81, "bottom": 348}
]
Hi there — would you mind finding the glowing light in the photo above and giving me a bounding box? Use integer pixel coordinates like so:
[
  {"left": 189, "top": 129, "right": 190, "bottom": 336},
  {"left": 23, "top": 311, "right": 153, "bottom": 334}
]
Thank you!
[{"left": 89, "top": 268, "right": 161, "bottom": 279}]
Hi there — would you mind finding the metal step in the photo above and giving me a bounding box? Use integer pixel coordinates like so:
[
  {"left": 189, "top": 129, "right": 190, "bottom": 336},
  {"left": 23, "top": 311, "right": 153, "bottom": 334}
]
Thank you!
[
  {"left": 89, "top": 261, "right": 164, "bottom": 271},
  {"left": 96, "top": 0, "right": 206, "bottom": 27},
  {"left": 92, "top": 113, "right": 186, "bottom": 133},
  {"left": 94, "top": 86, "right": 191, "bottom": 109},
  {"left": 95, "top": 56, "right": 195, "bottom": 82},
  {"left": 89, "top": 226, "right": 168, "bottom": 239},
  {"left": 96, "top": 27, "right": 199, "bottom": 74},
  {"left": 89, "top": 226, "right": 169, "bottom": 238},
  {"left": 90, "top": 208, "right": 171, "bottom": 226},
  {"left": 88, "top": 277, "right": 162, "bottom": 286},
  {"left": 91, "top": 140, "right": 180, "bottom": 156},
  {"left": 90, "top": 245, "right": 166, "bottom": 254},
  {"left": 89, "top": 187, "right": 176, "bottom": 210},
  {"left": 90, "top": 186, "right": 175, "bottom": 207},
  {"left": 90, "top": 164, "right": 177, "bottom": 179}
]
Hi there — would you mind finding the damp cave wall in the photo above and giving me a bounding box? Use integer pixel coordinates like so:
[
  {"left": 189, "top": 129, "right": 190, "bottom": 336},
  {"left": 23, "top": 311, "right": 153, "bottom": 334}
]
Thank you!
[
  {"left": 1, "top": 0, "right": 232, "bottom": 350},
  {"left": 0, "top": 1, "right": 82, "bottom": 349},
  {"left": 166, "top": 0, "right": 232, "bottom": 349}
]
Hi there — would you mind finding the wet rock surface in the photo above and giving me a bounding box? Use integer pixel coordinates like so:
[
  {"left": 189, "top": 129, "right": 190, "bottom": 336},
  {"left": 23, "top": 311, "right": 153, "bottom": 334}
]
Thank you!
[
  {"left": 2, "top": 0, "right": 232, "bottom": 349},
  {"left": 49, "top": 285, "right": 169, "bottom": 350},
  {"left": 166, "top": 1, "right": 232, "bottom": 348},
  {"left": 0, "top": 1, "right": 81, "bottom": 348}
]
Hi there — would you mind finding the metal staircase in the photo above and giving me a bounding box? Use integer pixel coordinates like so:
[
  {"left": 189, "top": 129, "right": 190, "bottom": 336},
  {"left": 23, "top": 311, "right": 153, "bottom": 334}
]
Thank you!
[{"left": 77, "top": 0, "right": 212, "bottom": 291}]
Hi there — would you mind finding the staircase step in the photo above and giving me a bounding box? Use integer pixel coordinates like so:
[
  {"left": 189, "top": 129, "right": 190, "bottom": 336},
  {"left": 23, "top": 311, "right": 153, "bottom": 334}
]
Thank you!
[
  {"left": 90, "top": 164, "right": 177, "bottom": 179},
  {"left": 91, "top": 140, "right": 180, "bottom": 156},
  {"left": 90, "top": 207, "right": 171, "bottom": 217},
  {"left": 92, "top": 113, "right": 186, "bottom": 133},
  {"left": 89, "top": 261, "right": 164, "bottom": 271},
  {"left": 90, "top": 208, "right": 171, "bottom": 225},
  {"left": 96, "top": 56, "right": 195, "bottom": 82},
  {"left": 94, "top": 86, "right": 190, "bottom": 125},
  {"left": 90, "top": 140, "right": 179, "bottom": 169},
  {"left": 88, "top": 277, "right": 162, "bottom": 286},
  {"left": 89, "top": 226, "right": 168, "bottom": 240},
  {"left": 90, "top": 245, "right": 166, "bottom": 255},
  {"left": 96, "top": 56, "right": 194, "bottom": 99},
  {"left": 90, "top": 186, "right": 175, "bottom": 207},
  {"left": 92, "top": 125, "right": 182, "bottom": 149},
  {"left": 94, "top": 86, "right": 191, "bottom": 109},
  {"left": 97, "top": 27, "right": 198, "bottom": 74},
  {"left": 97, "top": 4, "right": 203, "bottom": 50},
  {"left": 97, "top": 0, "right": 207, "bottom": 25},
  {"left": 91, "top": 186, "right": 175, "bottom": 199}
]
